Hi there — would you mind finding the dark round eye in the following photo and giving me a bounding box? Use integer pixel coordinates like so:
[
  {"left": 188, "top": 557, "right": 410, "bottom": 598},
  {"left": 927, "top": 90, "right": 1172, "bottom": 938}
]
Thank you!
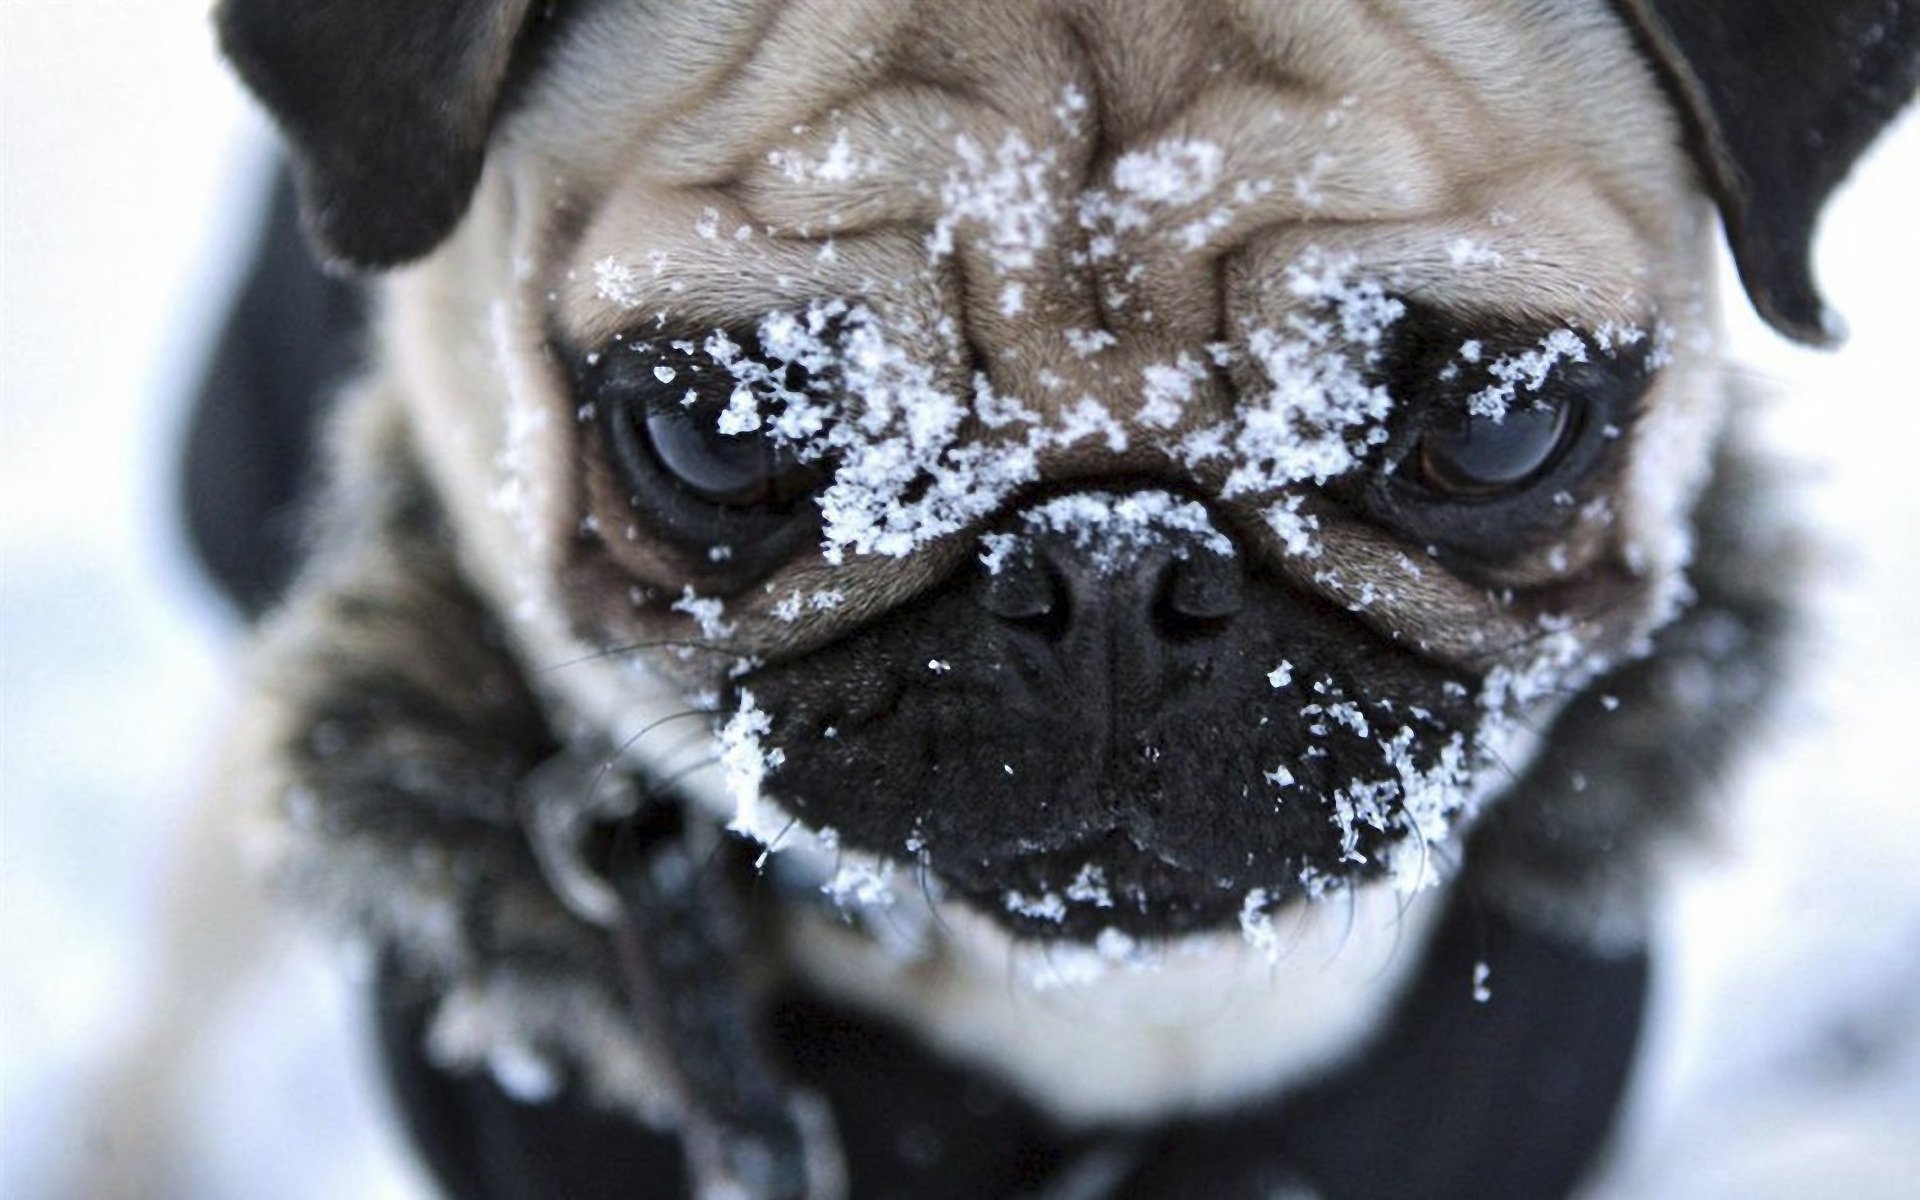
[
  {"left": 643, "top": 404, "right": 791, "bottom": 506},
  {"left": 598, "top": 342, "right": 825, "bottom": 513},
  {"left": 1415, "top": 399, "right": 1574, "bottom": 496}
]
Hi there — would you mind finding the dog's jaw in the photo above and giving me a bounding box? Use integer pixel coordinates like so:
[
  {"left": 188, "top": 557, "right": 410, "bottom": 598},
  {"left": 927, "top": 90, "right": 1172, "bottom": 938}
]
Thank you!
[{"left": 783, "top": 875, "right": 1447, "bottom": 1125}]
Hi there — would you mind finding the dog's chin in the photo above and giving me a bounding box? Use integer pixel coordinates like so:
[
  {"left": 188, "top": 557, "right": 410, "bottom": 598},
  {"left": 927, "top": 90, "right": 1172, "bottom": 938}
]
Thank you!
[{"left": 939, "top": 832, "right": 1334, "bottom": 943}]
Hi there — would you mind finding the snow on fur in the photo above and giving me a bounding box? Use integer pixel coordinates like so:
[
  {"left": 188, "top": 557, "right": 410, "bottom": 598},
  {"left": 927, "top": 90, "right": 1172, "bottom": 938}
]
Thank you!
[{"left": 635, "top": 134, "right": 1663, "bottom": 956}]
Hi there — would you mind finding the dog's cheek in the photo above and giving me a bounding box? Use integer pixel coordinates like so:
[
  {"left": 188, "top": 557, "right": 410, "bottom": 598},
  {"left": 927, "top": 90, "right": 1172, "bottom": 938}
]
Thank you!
[{"left": 1613, "top": 311, "right": 1734, "bottom": 618}]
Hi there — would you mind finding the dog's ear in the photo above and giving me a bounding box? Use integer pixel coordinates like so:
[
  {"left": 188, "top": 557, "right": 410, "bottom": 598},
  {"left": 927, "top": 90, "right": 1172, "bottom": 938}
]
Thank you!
[
  {"left": 1611, "top": 0, "right": 1919, "bottom": 345},
  {"left": 216, "top": 0, "right": 553, "bottom": 269}
]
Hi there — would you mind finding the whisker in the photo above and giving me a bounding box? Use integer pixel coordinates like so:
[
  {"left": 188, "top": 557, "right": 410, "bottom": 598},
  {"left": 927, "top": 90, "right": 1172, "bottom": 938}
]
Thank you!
[
  {"left": 757, "top": 815, "right": 803, "bottom": 870},
  {"left": 1460, "top": 585, "right": 1647, "bottom": 668},
  {"left": 655, "top": 752, "right": 722, "bottom": 795},
  {"left": 535, "top": 637, "right": 743, "bottom": 675},
  {"left": 587, "top": 708, "right": 709, "bottom": 800},
  {"left": 915, "top": 855, "right": 955, "bottom": 939}
]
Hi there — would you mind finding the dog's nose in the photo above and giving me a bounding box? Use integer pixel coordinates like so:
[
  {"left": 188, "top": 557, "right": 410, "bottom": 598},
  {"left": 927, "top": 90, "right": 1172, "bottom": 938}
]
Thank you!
[{"left": 978, "top": 501, "right": 1243, "bottom": 645}]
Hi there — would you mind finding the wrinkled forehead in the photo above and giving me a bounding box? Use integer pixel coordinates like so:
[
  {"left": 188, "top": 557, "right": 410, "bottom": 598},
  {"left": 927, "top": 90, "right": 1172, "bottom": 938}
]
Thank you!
[{"left": 510, "top": 0, "right": 1696, "bottom": 349}]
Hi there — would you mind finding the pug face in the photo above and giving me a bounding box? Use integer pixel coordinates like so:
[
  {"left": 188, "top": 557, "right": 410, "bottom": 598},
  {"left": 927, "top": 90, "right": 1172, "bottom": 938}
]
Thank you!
[{"left": 354, "top": 0, "right": 1731, "bottom": 947}]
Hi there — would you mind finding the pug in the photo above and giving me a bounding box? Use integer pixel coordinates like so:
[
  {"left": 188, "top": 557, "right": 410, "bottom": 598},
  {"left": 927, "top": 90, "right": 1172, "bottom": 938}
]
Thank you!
[{"left": 200, "top": 1, "right": 1917, "bottom": 1197}]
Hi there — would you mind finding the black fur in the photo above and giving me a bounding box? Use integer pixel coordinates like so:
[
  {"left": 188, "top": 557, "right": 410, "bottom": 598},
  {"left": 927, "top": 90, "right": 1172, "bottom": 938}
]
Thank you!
[
  {"left": 214, "top": 0, "right": 563, "bottom": 267},
  {"left": 377, "top": 882, "right": 1648, "bottom": 1200},
  {"left": 182, "top": 164, "right": 364, "bottom": 617},
  {"left": 1609, "top": 0, "right": 1920, "bottom": 344}
]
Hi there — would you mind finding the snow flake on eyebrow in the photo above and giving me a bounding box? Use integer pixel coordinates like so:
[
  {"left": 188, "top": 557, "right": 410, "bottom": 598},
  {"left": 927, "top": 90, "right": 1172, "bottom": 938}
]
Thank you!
[
  {"left": 1173, "top": 252, "right": 1404, "bottom": 509},
  {"left": 1446, "top": 237, "right": 1505, "bottom": 269},
  {"left": 1111, "top": 137, "right": 1225, "bottom": 205},
  {"left": 769, "top": 588, "right": 847, "bottom": 623},
  {"left": 1467, "top": 327, "right": 1588, "bottom": 420},
  {"left": 929, "top": 131, "right": 1062, "bottom": 273},
  {"left": 592, "top": 257, "right": 645, "bottom": 308},
  {"left": 1139, "top": 353, "right": 1209, "bottom": 428},
  {"left": 767, "top": 125, "right": 873, "bottom": 184}
]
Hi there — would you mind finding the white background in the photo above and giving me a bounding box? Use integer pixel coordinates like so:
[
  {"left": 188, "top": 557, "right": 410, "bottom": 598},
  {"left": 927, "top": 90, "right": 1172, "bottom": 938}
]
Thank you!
[{"left": 1, "top": 3, "right": 1915, "bottom": 1197}]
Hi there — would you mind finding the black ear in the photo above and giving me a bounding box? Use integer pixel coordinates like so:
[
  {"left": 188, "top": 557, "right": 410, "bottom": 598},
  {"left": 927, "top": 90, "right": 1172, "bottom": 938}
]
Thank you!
[
  {"left": 1611, "top": 0, "right": 1919, "bottom": 345},
  {"left": 216, "top": 0, "right": 550, "bottom": 269}
]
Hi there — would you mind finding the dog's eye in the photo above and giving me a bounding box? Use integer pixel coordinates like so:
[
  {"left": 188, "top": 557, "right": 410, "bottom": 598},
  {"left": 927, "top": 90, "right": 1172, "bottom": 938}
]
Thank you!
[
  {"left": 1414, "top": 399, "right": 1574, "bottom": 497},
  {"left": 637, "top": 404, "right": 813, "bottom": 507},
  {"left": 597, "top": 342, "right": 825, "bottom": 513}
]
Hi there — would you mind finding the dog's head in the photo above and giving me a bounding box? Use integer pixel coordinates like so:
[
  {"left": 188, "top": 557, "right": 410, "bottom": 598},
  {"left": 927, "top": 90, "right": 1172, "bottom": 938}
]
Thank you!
[{"left": 223, "top": 0, "right": 1916, "bottom": 945}]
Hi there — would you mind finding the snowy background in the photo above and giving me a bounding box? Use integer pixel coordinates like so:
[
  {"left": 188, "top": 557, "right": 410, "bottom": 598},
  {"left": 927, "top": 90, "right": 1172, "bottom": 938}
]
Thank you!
[{"left": 1, "top": 4, "right": 1915, "bottom": 1198}]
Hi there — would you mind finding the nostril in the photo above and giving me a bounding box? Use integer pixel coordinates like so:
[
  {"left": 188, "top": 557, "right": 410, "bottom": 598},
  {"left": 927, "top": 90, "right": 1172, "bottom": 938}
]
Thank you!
[
  {"left": 1152, "top": 553, "right": 1243, "bottom": 640},
  {"left": 981, "top": 558, "right": 1071, "bottom": 639}
]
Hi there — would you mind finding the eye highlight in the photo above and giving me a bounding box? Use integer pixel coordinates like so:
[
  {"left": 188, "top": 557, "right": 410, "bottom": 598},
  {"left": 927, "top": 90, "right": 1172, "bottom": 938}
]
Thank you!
[
  {"left": 1414, "top": 398, "right": 1576, "bottom": 497},
  {"left": 640, "top": 405, "right": 787, "bottom": 505}
]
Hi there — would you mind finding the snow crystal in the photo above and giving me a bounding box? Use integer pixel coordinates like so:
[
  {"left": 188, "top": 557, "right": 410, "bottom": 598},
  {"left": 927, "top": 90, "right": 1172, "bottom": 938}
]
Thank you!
[
  {"left": 1472, "top": 961, "right": 1493, "bottom": 1004},
  {"left": 768, "top": 126, "right": 871, "bottom": 184},
  {"left": 824, "top": 859, "right": 898, "bottom": 911},
  {"left": 687, "top": 301, "right": 1045, "bottom": 562},
  {"left": 1048, "top": 396, "right": 1130, "bottom": 452},
  {"left": 1468, "top": 327, "right": 1589, "bottom": 420},
  {"left": 670, "top": 586, "right": 735, "bottom": 640},
  {"left": 1111, "top": 138, "right": 1224, "bottom": 205},
  {"left": 1239, "top": 888, "right": 1283, "bottom": 962},
  {"left": 1138, "top": 353, "right": 1208, "bottom": 429},
  {"left": 983, "top": 490, "right": 1235, "bottom": 576},
  {"left": 489, "top": 1041, "right": 562, "bottom": 1103},
  {"left": 1267, "top": 661, "right": 1295, "bottom": 689},
  {"left": 1003, "top": 890, "right": 1068, "bottom": 923},
  {"left": 720, "top": 691, "right": 787, "bottom": 846},
  {"left": 593, "top": 257, "right": 646, "bottom": 308},
  {"left": 1181, "top": 253, "right": 1403, "bottom": 502},
  {"left": 1262, "top": 494, "right": 1323, "bottom": 558},
  {"left": 1064, "top": 864, "right": 1114, "bottom": 908},
  {"left": 1447, "top": 238, "right": 1505, "bottom": 269},
  {"left": 1075, "top": 136, "right": 1232, "bottom": 261},
  {"left": 929, "top": 131, "right": 1060, "bottom": 274},
  {"left": 1063, "top": 327, "right": 1119, "bottom": 357}
]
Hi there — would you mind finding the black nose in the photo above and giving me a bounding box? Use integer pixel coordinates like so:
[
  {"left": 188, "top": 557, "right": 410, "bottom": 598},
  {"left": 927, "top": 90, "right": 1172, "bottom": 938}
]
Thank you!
[{"left": 977, "top": 503, "right": 1244, "bottom": 646}]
